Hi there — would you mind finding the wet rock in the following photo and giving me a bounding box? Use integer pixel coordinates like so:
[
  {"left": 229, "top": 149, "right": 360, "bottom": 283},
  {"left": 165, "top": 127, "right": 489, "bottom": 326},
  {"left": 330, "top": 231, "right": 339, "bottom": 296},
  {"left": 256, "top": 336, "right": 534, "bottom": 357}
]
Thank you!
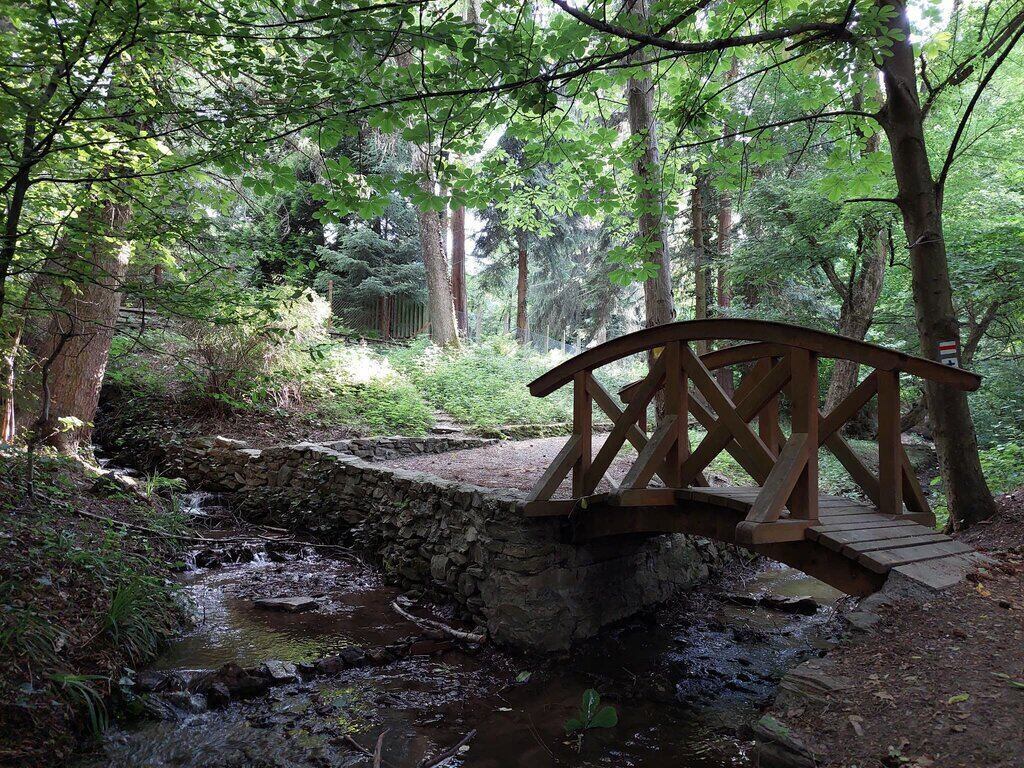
[
  {"left": 254, "top": 596, "right": 319, "bottom": 613},
  {"left": 193, "top": 548, "right": 223, "bottom": 569},
  {"left": 135, "top": 670, "right": 174, "bottom": 693},
  {"left": 140, "top": 691, "right": 208, "bottom": 720},
  {"left": 407, "top": 639, "right": 452, "bottom": 656},
  {"left": 262, "top": 660, "right": 299, "bottom": 684},
  {"left": 200, "top": 662, "right": 271, "bottom": 698},
  {"left": 725, "top": 594, "right": 819, "bottom": 616},
  {"left": 753, "top": 715, "right": 817, "bottom": 768},
  {"left": 314, "top": 656, "right": 347, "bottom": 676},
  {"left": 338, "top": 646, "right": 367, "bottom": 666},
  {"left": 845, "top": 610, "right": 881, "bottom": 633},
  {"left": 206, "top": 682, "right": 231, "bottom": 709},
  {"left": 774, "top": 658, "right": 850, "bottom": 710}
]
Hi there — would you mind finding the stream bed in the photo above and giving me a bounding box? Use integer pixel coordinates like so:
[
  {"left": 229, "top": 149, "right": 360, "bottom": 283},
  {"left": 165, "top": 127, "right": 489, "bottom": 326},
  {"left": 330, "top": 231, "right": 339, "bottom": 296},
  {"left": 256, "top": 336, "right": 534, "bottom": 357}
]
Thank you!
[{"left": 80, "top": 494, "right": 846, "bottom": 768}]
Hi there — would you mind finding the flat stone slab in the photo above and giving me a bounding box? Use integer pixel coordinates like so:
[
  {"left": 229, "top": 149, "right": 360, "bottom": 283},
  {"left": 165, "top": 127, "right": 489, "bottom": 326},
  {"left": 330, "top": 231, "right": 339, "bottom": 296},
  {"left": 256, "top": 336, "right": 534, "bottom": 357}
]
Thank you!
[{"left": 253, "top": 596, "right": 319, "bottom": 613}]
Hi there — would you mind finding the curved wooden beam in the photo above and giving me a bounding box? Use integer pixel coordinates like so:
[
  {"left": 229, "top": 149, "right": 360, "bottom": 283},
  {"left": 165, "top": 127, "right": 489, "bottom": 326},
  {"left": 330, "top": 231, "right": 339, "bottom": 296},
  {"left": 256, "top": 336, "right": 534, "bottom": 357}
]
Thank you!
[
  {"left": 529, "top": 320, "right": 980, "bottom": 396},
  {"left": 617, "top": 341, "right": 788, "bottom": 403}
]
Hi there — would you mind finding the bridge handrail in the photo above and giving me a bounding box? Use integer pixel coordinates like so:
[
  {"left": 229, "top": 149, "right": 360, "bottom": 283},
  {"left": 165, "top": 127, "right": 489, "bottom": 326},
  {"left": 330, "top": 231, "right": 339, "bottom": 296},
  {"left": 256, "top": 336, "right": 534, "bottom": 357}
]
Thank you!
[{"left": 528, "top": 319, "right": 980, "bottom": 397}]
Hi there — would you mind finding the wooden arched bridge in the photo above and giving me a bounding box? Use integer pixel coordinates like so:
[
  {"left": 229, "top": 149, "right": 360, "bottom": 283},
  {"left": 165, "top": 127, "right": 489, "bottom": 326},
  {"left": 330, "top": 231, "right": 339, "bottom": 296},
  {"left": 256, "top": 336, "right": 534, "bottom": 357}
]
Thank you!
[{"left": 524, "top": 320, "right": 982, "bottom": 596}]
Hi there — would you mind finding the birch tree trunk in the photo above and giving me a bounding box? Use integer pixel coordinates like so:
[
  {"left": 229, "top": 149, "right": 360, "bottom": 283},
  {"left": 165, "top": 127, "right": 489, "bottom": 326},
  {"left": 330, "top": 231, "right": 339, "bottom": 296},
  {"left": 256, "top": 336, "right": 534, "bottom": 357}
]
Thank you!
[{"left": 878, "top": 0, "right": 996, "bottom": 528}]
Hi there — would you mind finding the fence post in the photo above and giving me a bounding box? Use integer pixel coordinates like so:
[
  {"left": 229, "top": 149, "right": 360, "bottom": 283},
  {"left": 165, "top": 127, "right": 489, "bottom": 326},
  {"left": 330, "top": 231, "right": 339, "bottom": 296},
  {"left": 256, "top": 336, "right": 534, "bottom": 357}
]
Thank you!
[
  {"left": 788, "top": 348, "right": 819, "bottom": 521},
  {"left": 877, "top": 369, "right": 904, "bottom": 516},
  {"left": 572, "top": 371, "right": 592, "bottom": 497}
]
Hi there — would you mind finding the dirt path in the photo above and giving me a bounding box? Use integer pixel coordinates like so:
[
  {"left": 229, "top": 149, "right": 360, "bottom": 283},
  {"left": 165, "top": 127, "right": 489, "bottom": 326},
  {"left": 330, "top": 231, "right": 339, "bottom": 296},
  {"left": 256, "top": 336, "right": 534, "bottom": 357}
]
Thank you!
[
  {"left": 385, "top": 436, "right": 639, "bottom": 497},
  {"left": 762, "top": 491, "right": 1024, "bottom": 768}
]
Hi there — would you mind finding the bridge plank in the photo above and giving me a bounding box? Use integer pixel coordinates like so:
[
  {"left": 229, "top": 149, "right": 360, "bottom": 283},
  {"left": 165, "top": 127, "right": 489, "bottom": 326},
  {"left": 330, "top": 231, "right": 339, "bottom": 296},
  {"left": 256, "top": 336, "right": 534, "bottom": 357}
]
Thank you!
[
  {"left": 817, "top": 524, "right": 927, "bottom": 545},
  {"left": 859, "top": 540, "right": 975, "bottom": 573},
  {"left": 840, "top": 533, "right": 950, "bottom": 556},
  {"left": 807, "top": 520, "right": 913, "bottom": 538}
]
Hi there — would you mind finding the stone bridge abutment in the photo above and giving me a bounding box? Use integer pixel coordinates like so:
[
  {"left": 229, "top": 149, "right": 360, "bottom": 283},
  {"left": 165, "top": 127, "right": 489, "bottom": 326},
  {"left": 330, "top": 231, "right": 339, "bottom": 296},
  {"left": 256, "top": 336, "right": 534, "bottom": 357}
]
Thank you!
[{"left": 171, "top": 436, "right": 730, "bottom": 651}]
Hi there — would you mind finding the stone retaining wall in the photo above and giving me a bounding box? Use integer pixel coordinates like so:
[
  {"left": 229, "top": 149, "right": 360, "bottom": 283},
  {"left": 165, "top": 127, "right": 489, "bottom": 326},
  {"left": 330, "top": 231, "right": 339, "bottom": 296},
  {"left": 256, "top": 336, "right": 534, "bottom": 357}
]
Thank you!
[{"left": 171, "top": 436, "right": 732, "bottom": 651}]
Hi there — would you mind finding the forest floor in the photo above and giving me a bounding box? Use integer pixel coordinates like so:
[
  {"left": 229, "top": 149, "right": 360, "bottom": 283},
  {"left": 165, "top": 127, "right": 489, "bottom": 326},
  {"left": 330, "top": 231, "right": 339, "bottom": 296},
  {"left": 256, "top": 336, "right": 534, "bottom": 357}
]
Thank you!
[
  {"left": 765, "top": 490, "right": 1024, "bottom": 768},
  {"left": 0, "top": 451, "right": 188, "bottom": 766}
]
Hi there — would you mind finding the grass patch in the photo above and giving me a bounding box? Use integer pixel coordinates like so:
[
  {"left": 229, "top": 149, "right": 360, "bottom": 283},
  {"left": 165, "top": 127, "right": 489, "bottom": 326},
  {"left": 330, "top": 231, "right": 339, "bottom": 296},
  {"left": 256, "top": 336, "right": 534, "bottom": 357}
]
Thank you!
[{"left": 388, "top": 336, "right": 642, "bottom": 430}]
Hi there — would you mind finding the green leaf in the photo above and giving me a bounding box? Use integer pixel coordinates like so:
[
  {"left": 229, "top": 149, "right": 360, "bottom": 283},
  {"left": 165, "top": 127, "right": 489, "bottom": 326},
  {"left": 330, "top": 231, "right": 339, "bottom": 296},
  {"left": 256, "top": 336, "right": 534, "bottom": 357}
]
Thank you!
[
  {"left": 590, "top": 705, "right": 618, "bottom": 728},
  {"left": 947, "top": 693, "right": 969, "bottom": 704}
]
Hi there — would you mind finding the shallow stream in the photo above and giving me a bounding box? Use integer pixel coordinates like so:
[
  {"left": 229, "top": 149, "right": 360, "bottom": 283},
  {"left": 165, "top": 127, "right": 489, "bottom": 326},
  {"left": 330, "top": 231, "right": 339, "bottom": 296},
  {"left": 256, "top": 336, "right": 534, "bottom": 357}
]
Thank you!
[{"left": 82, "top": 493, "right": 845, "bottom": 768}]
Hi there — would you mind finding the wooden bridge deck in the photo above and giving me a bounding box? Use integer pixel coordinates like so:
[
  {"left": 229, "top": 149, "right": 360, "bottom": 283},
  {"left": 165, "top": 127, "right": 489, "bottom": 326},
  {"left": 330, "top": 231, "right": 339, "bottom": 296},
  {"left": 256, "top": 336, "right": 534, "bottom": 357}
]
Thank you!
[
  {"left": 523, "top": 320, "right": 985, "bottom": 597},
  {"left": 552, "top": 485, "right": 976, "bottom": 595}
]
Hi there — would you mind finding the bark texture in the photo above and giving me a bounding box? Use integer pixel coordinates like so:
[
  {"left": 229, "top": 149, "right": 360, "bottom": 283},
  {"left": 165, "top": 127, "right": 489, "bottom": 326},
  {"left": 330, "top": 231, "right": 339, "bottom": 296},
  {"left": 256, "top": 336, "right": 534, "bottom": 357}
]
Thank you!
[
  {"left": 625, "top": 0, "right": 675, "bottom": 330},
  {"left": 410, "top": 143, "right": 460, "bottom": 347},
  {"left": 691, "top": 173, "right": 712, "bottom": 353},
  {"left": 878, "top": 0, "right": 996, "bottom": 528},
  {"left": 823, "top": 230, "right": 887, "bottom": 414},
  {"left": 39, "top": 200, "right": 131, "bottom": 452},
  {"left": 451, "top": 203, "right": 467, "bottom": 334},
  {"left": 515, "top": 229, "right": 528, "bottom": 343}
]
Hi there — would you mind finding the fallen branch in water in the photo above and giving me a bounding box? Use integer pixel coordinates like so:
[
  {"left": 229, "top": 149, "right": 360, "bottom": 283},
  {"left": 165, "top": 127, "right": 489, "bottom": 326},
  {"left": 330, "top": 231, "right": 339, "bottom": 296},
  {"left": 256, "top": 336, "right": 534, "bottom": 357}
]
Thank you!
[
  {"left": 419, "top": 729, "right": 477, "bottom": 768},
  {"left": 390, "top": 601, "right": 485, "bottom": 644},
  {"left": 373, "top": 729, "right": 388, "bottom": 768}
]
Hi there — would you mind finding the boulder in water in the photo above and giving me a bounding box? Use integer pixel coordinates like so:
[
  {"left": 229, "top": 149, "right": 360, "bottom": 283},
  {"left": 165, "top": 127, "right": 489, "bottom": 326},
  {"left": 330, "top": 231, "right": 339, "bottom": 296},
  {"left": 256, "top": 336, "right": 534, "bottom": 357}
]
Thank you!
[{"left": 253, "top": 596, "right": 319, "bottom": 613}]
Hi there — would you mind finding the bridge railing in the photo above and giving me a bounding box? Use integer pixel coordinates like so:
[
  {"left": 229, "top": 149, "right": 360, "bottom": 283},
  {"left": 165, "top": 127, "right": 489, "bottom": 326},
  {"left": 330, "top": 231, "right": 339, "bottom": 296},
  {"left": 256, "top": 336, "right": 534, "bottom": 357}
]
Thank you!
[{"left": 524, "top": 320, "right": 980, "bottom": 544}]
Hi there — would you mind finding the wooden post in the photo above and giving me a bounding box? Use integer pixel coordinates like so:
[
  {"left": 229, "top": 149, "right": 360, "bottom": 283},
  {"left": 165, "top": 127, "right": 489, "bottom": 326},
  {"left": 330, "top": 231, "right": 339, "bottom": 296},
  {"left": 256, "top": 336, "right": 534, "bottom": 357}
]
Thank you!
[
  {"left": 755, "top": 357, "right": 781, "bottom": 455},
  {"left": 572, "top": 371, "right": 592, "bottom": 497},
  {"left": 877, "top": 369, "right": 904, "bottom": 516},
  {"left": 788, "top": 348, "right": 819, "bottom": 520},
  {"left": 662, "top": 341, "right": 683, "bottom": 486}
]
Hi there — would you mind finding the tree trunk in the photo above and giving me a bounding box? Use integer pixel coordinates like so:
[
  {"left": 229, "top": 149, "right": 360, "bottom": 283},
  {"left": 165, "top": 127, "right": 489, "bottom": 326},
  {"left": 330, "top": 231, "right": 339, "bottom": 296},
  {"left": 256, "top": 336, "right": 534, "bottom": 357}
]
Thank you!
[
  {"left": 515, "top": 229, "right": 528, "bottom": 344},
  {"left": 451, "top": 204, "right": 467, "bottom": 334},
  {"left": 715, "top": 56, "right": 738, "bottom": 320},
  {"left": 625, "top": 0, "right": 675, "bottom": 330},
  {"left": 691, "top": 172, "right": 711, "bottom": 353},
  {"left": 38, "top": 199, "right": 132, "bottom": 453},
  {"left": 878, "top": 0, "right": 996, "bottom": 528},
  {"left": 410, "top": 143, "right": 460, "bottom": 347},
  {"left": 824, "top": 231, "right": 887, "bottom": 414}
]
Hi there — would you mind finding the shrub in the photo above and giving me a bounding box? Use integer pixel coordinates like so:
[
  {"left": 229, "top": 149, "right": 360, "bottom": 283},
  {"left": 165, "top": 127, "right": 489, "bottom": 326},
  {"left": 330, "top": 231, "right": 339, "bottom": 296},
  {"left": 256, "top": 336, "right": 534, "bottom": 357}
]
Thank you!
[{"left": 980, "top": 442, "right": 1024, "bottom": 495}]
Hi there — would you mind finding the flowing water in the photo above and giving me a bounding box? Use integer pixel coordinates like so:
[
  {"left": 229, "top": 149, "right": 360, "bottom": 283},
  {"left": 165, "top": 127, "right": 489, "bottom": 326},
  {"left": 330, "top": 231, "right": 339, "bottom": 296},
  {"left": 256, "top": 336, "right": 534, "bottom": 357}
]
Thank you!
[{"left": 82, "top": 493, "right": 845, "bottom": 768}]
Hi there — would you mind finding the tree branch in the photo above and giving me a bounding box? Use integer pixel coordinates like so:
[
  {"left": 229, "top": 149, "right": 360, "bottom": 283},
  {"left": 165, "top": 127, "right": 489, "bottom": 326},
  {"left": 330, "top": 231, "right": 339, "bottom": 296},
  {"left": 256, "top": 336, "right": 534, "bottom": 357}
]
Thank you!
[
  {"left": 936, "top": 14, "right": 1024, "bottom": 194},
  {"left": 550, "top": 0, "right": 854, "bottom": 55}
]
